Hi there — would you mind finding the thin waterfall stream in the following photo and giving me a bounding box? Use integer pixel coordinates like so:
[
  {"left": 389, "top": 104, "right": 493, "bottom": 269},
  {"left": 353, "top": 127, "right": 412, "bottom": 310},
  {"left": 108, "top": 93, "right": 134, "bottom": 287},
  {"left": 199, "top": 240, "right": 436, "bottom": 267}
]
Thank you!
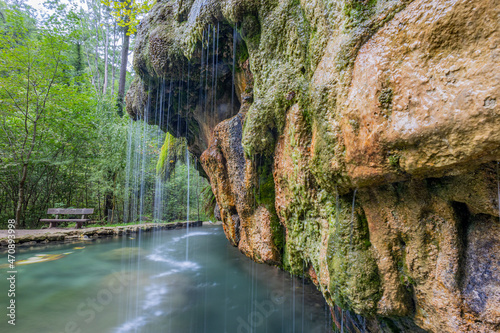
[{"left": 185, "top": 62, "right": 191, "bottom": 261}]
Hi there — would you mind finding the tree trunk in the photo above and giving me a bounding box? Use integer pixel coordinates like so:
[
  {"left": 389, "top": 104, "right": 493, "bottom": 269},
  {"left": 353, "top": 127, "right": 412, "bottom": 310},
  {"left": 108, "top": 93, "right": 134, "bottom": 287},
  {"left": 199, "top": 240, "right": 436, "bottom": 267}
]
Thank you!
[
  {"left": 75, "top": 43, "right": 83, "bottom": 74},
  {"left": 102, "top": 22, "right": 109, "bottom": 95},
  {"left": 111, "top": 172, "right": 117, "bottom": 222},
  {"left": 111, "top": 22, "right": 117, "bottom": 96},
  {"left": 85, "top": 167, "right": 88, "bottom": 207},
  {"left": 117, "top": 27, "right": 130, "bottom": 117},
  {"left": 15, "top": 163, "right": 28, "bottom": 227},
  {"left": 97, "top": 181, "right": 101, "bottom": 220},
  {"left": 111, "top": 194, "right": 116, "bottom": 224},
  {"left": 105, "top": 191, "right": 113, "bottom": 224},
  {"left": 93, "top": 2, "right": 101, "bottom": 93}
]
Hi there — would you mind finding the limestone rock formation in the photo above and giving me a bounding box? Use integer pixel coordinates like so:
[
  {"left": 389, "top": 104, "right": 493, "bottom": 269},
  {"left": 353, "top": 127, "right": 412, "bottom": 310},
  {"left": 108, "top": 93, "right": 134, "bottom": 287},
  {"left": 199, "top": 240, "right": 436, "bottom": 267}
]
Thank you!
[{"left": 126, "top": 0, "right": 500, "bottom": 331}]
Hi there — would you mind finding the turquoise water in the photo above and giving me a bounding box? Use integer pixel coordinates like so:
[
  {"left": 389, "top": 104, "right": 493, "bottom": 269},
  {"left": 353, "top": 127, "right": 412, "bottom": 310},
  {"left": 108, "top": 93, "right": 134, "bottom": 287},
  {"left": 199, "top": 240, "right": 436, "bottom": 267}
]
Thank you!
[{"left": 0, "top": 225, "right": 332, "bottom": 333}]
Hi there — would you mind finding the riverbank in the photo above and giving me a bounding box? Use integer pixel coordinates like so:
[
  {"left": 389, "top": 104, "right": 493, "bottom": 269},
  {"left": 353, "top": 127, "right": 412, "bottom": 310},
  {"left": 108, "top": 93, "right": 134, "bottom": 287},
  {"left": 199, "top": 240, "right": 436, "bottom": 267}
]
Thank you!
[{"left": 0, "top": 221, "right": 221, "bottom": 250}]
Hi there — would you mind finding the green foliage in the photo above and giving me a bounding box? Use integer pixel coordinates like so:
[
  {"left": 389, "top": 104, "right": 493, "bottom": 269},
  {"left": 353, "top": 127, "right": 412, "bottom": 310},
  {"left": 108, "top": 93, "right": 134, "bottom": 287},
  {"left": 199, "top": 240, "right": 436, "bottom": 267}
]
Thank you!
[
  {"left": 161, "top": 161, "right": 210, "bottom": 222},
  {"left": 0, "top": 1, "right": 129, "bottom": 227},
  {"left": 388, "top": 153, "right": 401, "bottom": 169},
  {"left": 101, "top": 0, "right": 156, "bottom": 35},
  {"left": 0, "top": 0, "right": 225, "bottom": 229}
]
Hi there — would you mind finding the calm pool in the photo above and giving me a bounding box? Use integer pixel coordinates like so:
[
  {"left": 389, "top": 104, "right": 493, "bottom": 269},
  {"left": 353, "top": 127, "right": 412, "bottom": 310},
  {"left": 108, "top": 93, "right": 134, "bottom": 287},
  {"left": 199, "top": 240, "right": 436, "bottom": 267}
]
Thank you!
[{"left": 0, "top": 225, "right": 332, "bottom": 333}]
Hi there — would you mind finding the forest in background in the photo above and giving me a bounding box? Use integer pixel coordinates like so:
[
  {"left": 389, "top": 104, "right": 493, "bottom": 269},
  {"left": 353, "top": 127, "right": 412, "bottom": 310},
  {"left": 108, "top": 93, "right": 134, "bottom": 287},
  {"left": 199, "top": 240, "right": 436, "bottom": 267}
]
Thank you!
[{"left": 0, "top": 0, "right": 211, "bottom": 228}]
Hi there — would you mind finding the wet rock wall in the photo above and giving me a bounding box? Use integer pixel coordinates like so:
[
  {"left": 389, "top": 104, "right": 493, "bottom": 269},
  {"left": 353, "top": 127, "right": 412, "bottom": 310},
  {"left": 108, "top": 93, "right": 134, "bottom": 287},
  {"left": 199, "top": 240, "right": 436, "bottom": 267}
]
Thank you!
[{"left": 126, "top": 0, "right": 500, "bottom": 331}]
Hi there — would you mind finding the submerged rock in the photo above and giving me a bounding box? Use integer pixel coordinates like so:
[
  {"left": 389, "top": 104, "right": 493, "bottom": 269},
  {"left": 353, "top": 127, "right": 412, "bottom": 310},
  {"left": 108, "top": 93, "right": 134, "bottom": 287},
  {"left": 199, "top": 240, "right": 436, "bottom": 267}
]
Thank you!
[
  {"left": 127, "top": 0, "right": 500, "bottom": 331},
  {"left": 99, "top": 247, "right": 147, "bottom": 261}
]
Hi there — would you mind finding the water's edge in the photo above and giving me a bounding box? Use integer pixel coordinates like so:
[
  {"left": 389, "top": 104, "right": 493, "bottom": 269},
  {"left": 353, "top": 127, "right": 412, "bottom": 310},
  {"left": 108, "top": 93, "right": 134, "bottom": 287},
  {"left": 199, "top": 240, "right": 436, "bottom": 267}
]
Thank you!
[{"left": 0, "top": 221, "right": 207, "bottom": 253}]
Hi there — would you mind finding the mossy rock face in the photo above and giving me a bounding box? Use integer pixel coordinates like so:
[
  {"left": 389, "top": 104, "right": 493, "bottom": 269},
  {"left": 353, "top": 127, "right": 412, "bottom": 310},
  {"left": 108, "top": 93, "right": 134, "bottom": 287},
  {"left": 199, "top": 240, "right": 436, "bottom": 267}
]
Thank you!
[
  {"left": 128, "top": 0, "right": 500, "bottom": 331},
  {"left": 325, "top": 196, "right": 381, "bottom": 314}
]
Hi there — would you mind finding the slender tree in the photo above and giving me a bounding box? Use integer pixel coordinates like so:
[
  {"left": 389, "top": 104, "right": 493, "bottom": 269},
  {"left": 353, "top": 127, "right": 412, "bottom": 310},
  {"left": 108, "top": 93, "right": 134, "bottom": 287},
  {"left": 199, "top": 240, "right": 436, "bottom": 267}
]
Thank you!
[
  {"left": 117, "top": 25, "right": 129, "bottom": 116},
  {"left": 102, "top": 16, "right": 110, "bottom": 94},
  {"left": 111, "top": 20, "right": 117, "bottom": 95},
  {"left": 102, "top": 0, "right": 156, "bottom": 115}
]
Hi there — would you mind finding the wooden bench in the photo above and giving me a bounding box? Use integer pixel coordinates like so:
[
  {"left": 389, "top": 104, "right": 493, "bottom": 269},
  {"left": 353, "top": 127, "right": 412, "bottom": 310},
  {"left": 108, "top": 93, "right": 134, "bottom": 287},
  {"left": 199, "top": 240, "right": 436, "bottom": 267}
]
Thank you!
[{"left": 40, "top": 208, "right": 94, "bottom": 229}]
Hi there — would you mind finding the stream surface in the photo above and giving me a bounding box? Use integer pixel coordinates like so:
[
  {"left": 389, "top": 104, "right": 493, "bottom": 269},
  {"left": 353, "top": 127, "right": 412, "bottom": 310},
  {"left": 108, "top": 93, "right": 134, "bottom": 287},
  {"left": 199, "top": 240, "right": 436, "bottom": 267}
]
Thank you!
[{"left": 0, "top": 225, "right": 332, "bottom": 333}]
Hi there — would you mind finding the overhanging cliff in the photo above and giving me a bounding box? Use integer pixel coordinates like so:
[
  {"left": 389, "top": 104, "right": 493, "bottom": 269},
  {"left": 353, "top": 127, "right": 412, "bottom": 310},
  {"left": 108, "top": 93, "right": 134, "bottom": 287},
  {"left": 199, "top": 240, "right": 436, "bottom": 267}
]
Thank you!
[{"left": 126, "top": 0, "right": 500, "bottom": 331}]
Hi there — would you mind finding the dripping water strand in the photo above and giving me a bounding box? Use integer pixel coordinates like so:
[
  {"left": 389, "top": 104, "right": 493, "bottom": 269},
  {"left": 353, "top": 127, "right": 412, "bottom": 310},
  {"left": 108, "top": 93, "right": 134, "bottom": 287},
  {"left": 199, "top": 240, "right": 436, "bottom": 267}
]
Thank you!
[
  {"left": 186, "top": 62, "right": 191, "bottom": 261},
  {"left": 154, "top": 78, "right": 165, "bottom": 222},
  {"left": 153, "top": 80, "right": 161, "bottom": 222},
  {"left": 151, "top": 77, "right": 165, "bottom": 333},
  {"left": 165, "top": 79, "right": 173, "bottom": 187},
  {"left": 211, "top": 24, "right": 216, "bottom": 124},
  {"left": 167, "top": 78, "right": 172, "bottom": 132},
  {"left": 120, "top": 118, "right": 136, "bottom": 329},
  {"left": 123, "top": 113, "right": 142, "bottom": 327},
  {"left": 134, "top": 83, "right": 152, "bottom": 332},
  {"left": 130, "top": 119, "right": 139, "bottom": 223},
  {"left": 205, "top": 25, "right": 210, "bottom": 118},
  {"left": 123, "top": 118, "right": 133, "bottom": 223},
  {"left": 214, "top": 23, "right": 219, "bottom": 125},
  {"left": 159, "top": 78, "right": 166, "bottom": 221},
  {"left": 138, "top": 81, "right": 151, "bottom": 222},
  {"left": 177, "top": 67, "right": 183, "bottom": 137},
  {"left": 159, "top": 78, "right": 172, "bottom": 248},
  {"left": 196, "top": 158, "right": 200, "bottom": 221},
  {"left": 165, "top": 78, "right": 174, "bottom": 332},
  {"left": 175, "top": 66, "right": 183, "bottom": 228},
  {"left": 200, "top": 29, "right": 205, "bottom": 118}
]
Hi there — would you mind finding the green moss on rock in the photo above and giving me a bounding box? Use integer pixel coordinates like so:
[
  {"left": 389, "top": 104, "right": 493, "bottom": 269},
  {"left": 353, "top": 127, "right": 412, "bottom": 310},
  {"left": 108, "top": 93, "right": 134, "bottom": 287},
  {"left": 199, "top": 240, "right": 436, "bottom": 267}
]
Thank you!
[{"left": 325, "top": 193, "right": 381, "bottom": 314}]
